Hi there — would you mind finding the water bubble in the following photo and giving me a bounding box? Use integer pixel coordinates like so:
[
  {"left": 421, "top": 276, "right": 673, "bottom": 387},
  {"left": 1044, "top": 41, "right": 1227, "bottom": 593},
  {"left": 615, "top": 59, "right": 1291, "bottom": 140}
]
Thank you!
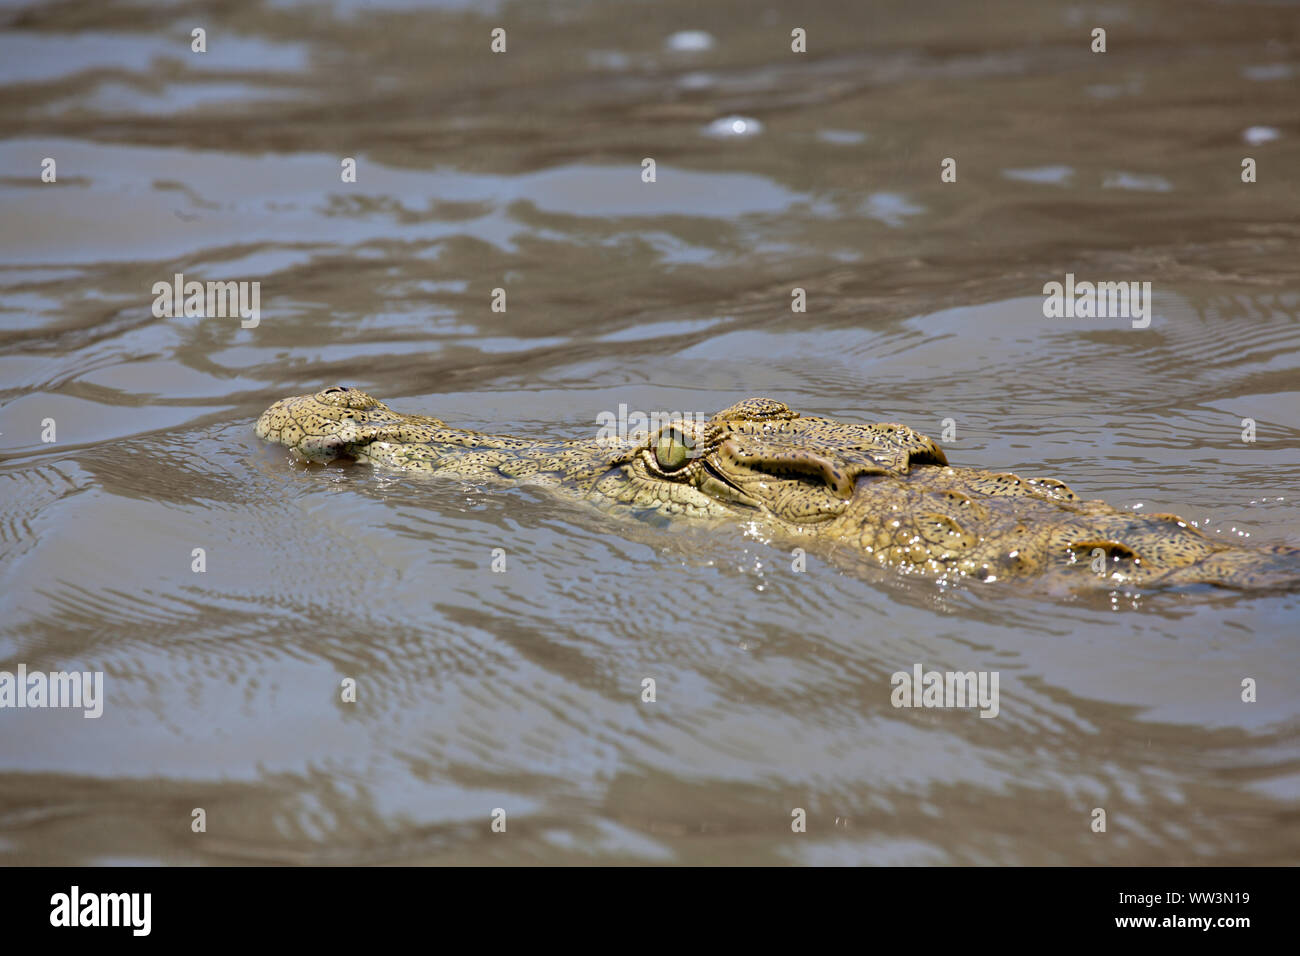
[
  {"left": 703, "top": 115, "right": 763, "bottom": 139},
  {"left": 666, "top": 30, "right": 715, "bottom": 53},
  {"left": 1243, "top": 126, "right": 1280, "bottom": 145}
]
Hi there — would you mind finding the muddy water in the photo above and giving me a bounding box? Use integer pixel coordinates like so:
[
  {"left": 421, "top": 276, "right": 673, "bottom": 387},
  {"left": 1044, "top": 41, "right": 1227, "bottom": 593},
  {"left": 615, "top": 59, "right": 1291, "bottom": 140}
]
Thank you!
[{"left": 1, "top": 0, "right": 1298, "bottom": 865}]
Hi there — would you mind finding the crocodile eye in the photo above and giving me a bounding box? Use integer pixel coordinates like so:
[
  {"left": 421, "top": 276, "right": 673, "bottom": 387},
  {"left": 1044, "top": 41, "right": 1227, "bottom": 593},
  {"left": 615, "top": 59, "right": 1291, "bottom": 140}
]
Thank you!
[
  {"left": 654, "top": 429, "right": 693, "bottom": 471},
  {"left": 322, "top": 386, "right": 348, "bottom": 394}
]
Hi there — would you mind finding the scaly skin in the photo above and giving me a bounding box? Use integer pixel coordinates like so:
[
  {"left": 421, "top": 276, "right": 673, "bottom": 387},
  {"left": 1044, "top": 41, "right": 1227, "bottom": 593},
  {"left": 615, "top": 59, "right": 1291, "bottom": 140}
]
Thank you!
[{"left": 256, "top": 387, "right": 1300, "bottom": 591}]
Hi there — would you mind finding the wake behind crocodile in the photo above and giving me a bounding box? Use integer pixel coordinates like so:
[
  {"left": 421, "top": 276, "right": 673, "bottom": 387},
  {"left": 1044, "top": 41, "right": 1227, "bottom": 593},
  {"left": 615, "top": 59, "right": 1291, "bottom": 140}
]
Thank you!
[{"left": 256, "top": 387, "right": 1300, "bottom": 593}]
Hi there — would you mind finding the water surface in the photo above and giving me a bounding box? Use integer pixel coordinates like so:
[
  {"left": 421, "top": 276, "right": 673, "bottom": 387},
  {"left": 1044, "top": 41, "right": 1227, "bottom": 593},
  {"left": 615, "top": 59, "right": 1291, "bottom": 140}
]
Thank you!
[{"left": 1, "top": 0, "right": 1298, "bottom": 864}]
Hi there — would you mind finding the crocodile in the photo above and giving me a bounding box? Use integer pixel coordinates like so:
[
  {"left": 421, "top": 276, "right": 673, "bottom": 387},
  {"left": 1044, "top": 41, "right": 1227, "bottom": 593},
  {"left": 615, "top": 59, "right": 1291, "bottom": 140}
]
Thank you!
[{"left": 256, "top": 386, "right": 1300, "bottom": 591}]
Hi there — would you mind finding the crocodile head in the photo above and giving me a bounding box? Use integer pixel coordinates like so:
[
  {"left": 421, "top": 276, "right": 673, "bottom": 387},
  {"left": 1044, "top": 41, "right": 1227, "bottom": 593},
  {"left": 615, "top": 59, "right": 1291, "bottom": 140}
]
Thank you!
[
  {"left": 614, "top": 398, "right": 949, "bottom": 524},
  {"left": 255, "top": 386, "right": 449, "bottom": 462}
]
